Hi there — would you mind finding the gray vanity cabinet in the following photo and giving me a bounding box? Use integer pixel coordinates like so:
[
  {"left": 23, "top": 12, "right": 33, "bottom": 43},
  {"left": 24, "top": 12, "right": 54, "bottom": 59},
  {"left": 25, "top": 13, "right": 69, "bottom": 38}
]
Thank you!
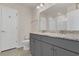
[
  {"left": 30, "top": 38, "right": 42, "bottom": 56},
  {"left": 33, "top": 40, "right": 54, "bottom": 56},
  {"left": 53, "top": 46, "right": 78, "bottom": 56},
  {"left": 34, "top": 40, "right": 42, "bottom": 56},
  {"left": 41, "top": 42, "right": 54, "bottom": 56},
  {"left": 30, "top": 33, "right": 79, "bottom": 56}
]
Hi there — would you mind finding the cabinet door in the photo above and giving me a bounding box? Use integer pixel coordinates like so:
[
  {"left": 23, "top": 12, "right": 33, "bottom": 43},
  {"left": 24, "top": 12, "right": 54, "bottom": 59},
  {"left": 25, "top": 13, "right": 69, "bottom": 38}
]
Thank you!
[
  {"left": 54, "top": 46, "right": 78, "bottom": 56},
  {"left": 30, "top": 39, "right": 41, "bottom": 56},
  {"left": 41, "top": 42, "right": 54, "bottom": 56},
  {"left": 34, "top": 40, "right": 42, "bottom": 56}
]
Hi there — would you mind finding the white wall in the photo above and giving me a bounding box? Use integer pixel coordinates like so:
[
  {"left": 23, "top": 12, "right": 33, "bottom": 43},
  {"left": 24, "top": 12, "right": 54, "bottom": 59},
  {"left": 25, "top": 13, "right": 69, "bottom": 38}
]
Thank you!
[{"left": 0, "top": 5, "right": 32, "bottom": 47}]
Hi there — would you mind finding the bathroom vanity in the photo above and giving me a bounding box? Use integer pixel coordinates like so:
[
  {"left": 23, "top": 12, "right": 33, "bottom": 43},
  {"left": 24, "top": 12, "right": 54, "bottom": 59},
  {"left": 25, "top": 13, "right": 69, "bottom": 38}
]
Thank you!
[{"left": 30, "top": 32, "right": 79, "bottom": 56}]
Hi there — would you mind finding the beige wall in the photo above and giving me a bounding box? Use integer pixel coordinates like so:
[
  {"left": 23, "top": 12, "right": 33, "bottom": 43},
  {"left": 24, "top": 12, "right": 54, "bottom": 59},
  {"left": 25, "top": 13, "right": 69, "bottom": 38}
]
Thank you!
[
  {"left": 31, "top": 9, "right": 39, "bottom": 32},
  {"left": 16, "top": 6, "right": 32, "bottom": 47}
]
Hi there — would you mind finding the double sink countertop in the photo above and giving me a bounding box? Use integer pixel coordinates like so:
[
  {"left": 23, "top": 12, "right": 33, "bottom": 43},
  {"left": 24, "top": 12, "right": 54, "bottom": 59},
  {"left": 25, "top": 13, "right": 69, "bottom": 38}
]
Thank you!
[{"left": 31, "top": 32, "right": 79, "bottom": 41}]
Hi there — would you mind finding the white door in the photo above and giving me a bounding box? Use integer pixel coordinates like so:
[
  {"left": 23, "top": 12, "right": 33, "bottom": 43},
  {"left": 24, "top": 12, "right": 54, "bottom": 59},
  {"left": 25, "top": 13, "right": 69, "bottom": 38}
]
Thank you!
[
  {"left": 1, "top": 8, "right": 18, "bottom": 51},
  {"left": 0, "top": 8, "right": 2, "bottom": 51}
]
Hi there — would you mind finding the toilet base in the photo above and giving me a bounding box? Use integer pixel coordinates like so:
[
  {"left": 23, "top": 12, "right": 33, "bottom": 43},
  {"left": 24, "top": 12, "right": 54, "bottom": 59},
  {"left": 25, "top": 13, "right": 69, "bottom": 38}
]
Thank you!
[{"left": 22, "top": 40, "right": 29, "bottom": 50}]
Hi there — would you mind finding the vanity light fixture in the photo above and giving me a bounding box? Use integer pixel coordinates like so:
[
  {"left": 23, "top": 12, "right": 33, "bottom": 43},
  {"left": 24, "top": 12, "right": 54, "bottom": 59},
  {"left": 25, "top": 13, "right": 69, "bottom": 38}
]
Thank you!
[{"left": 36, "top": 3, "right": 45, "bottom": 9}]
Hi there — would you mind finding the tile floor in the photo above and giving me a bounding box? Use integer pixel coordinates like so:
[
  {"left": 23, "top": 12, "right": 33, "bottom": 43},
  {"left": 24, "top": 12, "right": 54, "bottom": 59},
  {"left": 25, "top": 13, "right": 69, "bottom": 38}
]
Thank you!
[{"left": 0, "top": 48, "right": 31, "bottom": 56}]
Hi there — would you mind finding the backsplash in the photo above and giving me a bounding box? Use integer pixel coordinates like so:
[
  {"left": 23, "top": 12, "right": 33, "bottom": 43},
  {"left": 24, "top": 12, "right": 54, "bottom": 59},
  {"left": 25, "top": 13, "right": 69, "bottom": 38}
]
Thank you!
[{"left": 59, "top": 30, "right": 79, "bottom": 34}]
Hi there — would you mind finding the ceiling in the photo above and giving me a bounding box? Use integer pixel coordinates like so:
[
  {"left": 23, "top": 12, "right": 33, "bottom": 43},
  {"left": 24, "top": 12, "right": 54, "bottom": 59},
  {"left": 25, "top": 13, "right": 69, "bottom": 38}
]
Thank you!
[
  {"left": 0, "top": 3, "right": 39, "bottom": 9},
  {"left": 0, "top": 3, "right": 76, "bottom": 15}
]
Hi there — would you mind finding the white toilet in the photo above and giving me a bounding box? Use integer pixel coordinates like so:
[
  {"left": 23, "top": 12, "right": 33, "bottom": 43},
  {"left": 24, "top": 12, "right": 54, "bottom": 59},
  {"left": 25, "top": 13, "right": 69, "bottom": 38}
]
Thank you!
[{"left": 22, "top": 38, "right": 30, "bottom": 50}]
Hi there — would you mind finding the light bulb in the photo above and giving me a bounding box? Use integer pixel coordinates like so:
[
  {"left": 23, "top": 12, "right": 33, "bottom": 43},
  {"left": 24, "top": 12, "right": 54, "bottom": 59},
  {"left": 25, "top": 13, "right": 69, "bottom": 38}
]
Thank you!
[
  {"left": 40, "top": 3, "right": 44, "bottom": 7},
  {"left": 36, "top": 6, "right": 40, "bottom": 9}
]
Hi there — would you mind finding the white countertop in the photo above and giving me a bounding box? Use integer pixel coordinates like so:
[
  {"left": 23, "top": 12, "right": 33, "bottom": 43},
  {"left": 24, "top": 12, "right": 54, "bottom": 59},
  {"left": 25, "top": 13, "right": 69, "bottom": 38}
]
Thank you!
[{"left": 31, "top": 32, "right": 79, "bottom": 41}]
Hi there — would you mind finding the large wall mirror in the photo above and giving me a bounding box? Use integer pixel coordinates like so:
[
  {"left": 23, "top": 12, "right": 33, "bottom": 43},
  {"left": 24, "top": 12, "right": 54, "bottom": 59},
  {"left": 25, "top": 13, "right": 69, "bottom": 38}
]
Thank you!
[{"left": 39, "top": 3, "right": 79, "bottom": 33}]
